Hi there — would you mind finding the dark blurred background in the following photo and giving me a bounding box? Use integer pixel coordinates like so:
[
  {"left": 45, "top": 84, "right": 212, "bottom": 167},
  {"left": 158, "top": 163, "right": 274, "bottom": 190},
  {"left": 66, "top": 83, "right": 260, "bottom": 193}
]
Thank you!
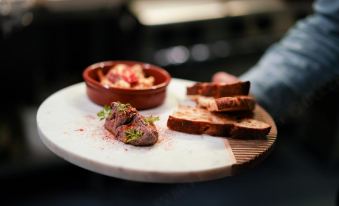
[{"left": 1, "top": 0, "right": 338, "bottom": 205}]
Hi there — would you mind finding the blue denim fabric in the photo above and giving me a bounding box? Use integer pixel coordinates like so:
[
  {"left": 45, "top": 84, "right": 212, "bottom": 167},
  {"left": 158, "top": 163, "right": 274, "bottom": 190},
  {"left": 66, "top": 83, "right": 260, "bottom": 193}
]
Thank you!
[{"left": 240, "top": 0, "right": 339, "bottom": 121}]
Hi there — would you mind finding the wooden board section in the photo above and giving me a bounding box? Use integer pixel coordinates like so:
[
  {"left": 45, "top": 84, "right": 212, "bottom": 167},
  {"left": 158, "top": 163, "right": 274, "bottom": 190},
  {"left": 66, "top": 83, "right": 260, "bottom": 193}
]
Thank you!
[{"left": 229, "top": 105, "right": 277, "bottom": 174}]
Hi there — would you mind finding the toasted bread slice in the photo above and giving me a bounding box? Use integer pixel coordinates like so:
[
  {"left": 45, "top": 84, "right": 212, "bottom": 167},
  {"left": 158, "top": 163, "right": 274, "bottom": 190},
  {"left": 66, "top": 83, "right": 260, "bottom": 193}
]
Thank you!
[
  {"left": 187, "top": 81, "right": 250, "bottom": 98},
  {"left": 167, "top": 106, "right": 271, "bottom": 138},
  {"left": 195, "top": 96, "right": 256, "bottom": 112}
]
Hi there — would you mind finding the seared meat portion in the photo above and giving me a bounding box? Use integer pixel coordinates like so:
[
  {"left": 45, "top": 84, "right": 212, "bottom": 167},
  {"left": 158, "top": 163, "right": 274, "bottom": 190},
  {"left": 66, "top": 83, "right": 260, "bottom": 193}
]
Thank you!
[
  {"left": 104, "top": 102, "right": 158, "bottom": 146},
  {"left": 104, "top": 102, "right": 137, "bottom": 136},
  {"left": 115, "top": 114, "right": 158, "bottom": 146}
]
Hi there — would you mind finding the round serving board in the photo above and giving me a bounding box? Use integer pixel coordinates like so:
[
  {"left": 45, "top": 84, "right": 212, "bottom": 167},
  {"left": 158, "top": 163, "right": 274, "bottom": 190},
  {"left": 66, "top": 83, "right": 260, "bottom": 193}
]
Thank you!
[{"left": 37, "top": 78, "right": 277, "bottom": 183}]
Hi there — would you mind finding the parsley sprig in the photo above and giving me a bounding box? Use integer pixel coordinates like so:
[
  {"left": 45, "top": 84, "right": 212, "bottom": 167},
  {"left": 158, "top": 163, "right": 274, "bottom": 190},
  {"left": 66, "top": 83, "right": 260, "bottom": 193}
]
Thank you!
[
  {"left": 144, "top": 116, "right": 160, "bottom": 125},
  {"left": 125, "top": 128, "right": 143, "bottom": 142},
  {"left": 97, "top": 105, "right": 112, "bottom": 120},
  {"left": 116, "top": 102, "right": 131, "bottom": 112}
]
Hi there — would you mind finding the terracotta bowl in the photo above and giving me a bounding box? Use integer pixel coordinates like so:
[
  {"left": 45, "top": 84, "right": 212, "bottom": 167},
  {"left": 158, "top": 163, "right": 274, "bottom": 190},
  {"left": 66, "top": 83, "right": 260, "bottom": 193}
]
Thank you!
[{"left": 83, "top": 60, "right": 171, "bottom": 110}]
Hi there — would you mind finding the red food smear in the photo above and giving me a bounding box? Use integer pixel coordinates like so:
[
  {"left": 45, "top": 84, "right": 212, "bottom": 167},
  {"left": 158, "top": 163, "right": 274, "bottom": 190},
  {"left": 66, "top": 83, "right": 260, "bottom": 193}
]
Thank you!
[{"left": 75, "top": 128, "right": 84, "bottom": 132}]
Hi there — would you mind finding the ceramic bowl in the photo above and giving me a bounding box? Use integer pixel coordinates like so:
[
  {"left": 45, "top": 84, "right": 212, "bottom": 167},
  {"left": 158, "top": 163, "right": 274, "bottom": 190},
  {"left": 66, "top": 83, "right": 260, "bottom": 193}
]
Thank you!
[{"left": 83, "top": 60, "right": 171, "bottom": 110}]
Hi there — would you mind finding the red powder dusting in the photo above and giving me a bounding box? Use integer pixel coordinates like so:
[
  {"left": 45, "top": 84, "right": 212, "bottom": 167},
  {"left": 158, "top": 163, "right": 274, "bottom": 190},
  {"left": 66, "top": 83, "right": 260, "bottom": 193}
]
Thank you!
[
  {"left": 98, "top": 128, "right": 117, "bottom": 145},
  {"left": 157, "top": 127, "right": 174, "bottom": 151},
  {"left": 75, "top": 128, "right": 84, "bottom": 132},
  {"left": 89, "top": 125, "right": 103, "bottom": 137},
  {"left": 103, "top": 129, "right": 115, "bottom": 139},
  {"left": 157, "top": 127, "right": 172, "bottom": 142},
  {"left": 84, "top": 114, "right": 96, "bottom": 120}
]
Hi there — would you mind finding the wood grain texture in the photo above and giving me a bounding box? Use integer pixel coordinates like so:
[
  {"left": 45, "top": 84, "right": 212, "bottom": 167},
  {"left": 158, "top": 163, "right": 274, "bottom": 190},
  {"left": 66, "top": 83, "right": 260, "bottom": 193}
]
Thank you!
[{"left": 228, "top": 105, "right": 278, "bottom": 174}]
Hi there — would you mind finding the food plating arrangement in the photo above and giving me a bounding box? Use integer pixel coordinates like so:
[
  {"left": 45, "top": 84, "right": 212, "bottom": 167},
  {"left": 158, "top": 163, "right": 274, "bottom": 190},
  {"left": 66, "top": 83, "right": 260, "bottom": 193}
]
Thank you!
[{"left": 37, "top": 60, "right": 277, "bottom": 183}]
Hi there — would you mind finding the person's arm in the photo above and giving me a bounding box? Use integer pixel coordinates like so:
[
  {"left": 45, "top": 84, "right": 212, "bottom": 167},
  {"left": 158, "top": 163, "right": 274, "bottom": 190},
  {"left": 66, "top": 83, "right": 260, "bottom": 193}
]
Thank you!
[{"left": 240, "top": 0, "right": 339, "bottom": 121}]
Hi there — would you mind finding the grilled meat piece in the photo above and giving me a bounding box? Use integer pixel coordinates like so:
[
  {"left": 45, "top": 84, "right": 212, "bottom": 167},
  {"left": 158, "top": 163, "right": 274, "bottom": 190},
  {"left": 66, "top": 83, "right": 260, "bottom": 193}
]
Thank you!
[
  {"left": 104, "top": 102, "right": 137, "bottom": 136},
  {"left": 115, "top": 114, "right": 158, "bottom": 146},
  {"left": 104, "top": 102, "right": 158, "bottom": 146}
]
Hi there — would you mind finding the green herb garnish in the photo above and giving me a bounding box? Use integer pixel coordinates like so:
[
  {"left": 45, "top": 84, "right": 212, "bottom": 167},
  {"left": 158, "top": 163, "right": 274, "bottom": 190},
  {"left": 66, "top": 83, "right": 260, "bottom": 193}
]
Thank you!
[
  {"left": 116, "top": 102, "right": 131, "bottom": 113},
  {"left": 125, "top": 128, "right": 143, "bottom": 143},
  {"left": 144, "top": 116, "right": 160, "bottom": 125},
  {"left": 97, "top": 105, "right": 112, "bottom": 120}
]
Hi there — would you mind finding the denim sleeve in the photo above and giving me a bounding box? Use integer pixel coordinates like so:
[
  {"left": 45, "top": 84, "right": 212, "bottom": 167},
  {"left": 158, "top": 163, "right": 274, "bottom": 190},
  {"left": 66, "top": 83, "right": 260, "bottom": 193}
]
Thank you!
[{"left": 240, "top": 0, "right": 339, "bottom": 121}]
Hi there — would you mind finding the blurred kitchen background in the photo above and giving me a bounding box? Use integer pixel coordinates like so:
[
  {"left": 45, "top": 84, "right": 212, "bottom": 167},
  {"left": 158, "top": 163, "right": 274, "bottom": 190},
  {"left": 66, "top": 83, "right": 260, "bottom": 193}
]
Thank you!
[{"left": 1, "top": 0, "right": 339, "bottom": 205}]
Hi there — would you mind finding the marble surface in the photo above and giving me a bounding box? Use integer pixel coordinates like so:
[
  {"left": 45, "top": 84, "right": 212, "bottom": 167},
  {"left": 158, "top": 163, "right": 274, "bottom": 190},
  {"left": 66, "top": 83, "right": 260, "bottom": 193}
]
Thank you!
[{"left": 37, "top": 78, "right": 237, "bottom": 183}]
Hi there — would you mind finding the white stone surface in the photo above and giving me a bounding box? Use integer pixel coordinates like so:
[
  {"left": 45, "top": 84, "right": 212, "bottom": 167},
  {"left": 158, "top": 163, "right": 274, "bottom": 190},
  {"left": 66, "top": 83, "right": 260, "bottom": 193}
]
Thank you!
[{"left": 37, "top": 78, "right": 236, "bottom": 182}]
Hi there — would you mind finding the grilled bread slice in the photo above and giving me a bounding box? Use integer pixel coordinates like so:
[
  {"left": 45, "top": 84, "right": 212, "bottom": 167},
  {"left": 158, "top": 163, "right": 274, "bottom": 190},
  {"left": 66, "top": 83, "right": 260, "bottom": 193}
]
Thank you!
[
  {"left": 195, "top": 96, "right": 256, "bottom": 112},
  {"left": 167, "top": 106, "right": 271, "bottom": 138},
  {"left": 187, "top": 81, "right": 250, "bottom": 98}
]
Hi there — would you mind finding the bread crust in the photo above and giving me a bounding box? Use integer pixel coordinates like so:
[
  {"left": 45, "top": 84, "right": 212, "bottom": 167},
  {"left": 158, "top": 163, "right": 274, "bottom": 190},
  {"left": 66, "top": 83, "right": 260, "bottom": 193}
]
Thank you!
[
  {"left": 213, "top": 96, "right": 255, "bottom": 112},
  {"left": 187, "top": 81, "right": 250, "bottom": 98},
  {"left": 167, "top": 106, "right": 271, "bottom": 138},
  {"left": 167, "top": 115, "right": 233, "bottom": 137}
]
